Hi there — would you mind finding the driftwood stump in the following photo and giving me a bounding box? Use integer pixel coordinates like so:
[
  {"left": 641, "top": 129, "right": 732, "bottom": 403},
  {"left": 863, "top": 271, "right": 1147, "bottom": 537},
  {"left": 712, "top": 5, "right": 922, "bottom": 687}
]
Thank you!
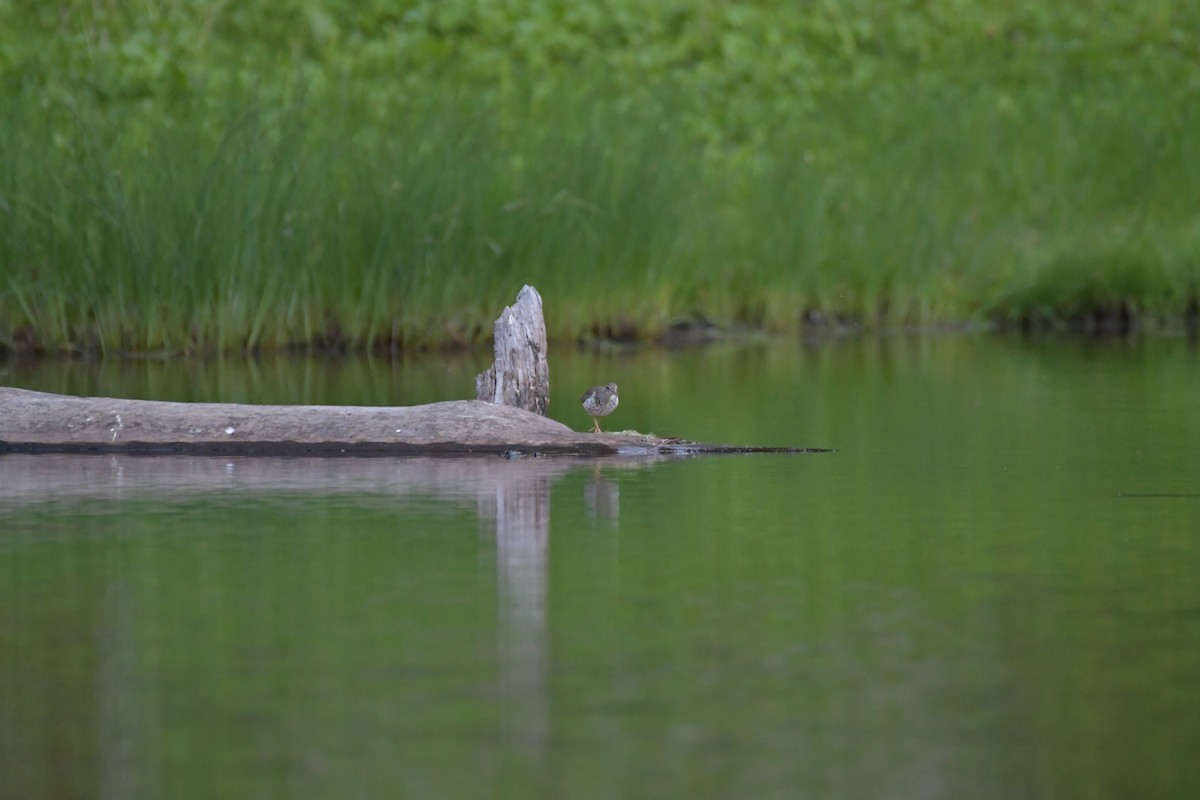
[{"left": 475, "top": 285, "right": 550, "bottom": 415}]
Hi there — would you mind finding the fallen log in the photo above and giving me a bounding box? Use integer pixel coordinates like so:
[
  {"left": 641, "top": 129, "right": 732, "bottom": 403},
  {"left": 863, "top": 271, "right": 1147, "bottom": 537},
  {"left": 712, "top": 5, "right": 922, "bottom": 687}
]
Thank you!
[
  {"left": 0, "top": 387, "right": 823, "bottom": 456},
  {"left": 0, "top": 286, "right": 830, "bottom": 458}
]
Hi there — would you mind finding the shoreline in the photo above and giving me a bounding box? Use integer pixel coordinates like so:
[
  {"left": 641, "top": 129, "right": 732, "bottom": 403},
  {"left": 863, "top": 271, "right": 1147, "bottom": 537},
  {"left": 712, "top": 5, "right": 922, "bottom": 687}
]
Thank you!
[{"left": 4, "top": 314, "right": 1198, "bottom": 362}]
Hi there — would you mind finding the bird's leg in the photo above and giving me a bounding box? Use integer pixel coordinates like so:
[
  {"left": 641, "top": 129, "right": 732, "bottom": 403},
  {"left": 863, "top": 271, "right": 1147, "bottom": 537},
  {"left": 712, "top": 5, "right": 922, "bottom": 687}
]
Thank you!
[{"left": 591, "top": 418, "right": 601, "bottom": 433}]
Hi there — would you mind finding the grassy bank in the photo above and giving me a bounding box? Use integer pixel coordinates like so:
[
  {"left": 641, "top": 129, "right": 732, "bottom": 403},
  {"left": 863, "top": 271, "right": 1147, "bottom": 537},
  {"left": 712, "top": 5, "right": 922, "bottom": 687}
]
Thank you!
[{"left": 2, "top": 2, "right": 1198, "bottom": 355}]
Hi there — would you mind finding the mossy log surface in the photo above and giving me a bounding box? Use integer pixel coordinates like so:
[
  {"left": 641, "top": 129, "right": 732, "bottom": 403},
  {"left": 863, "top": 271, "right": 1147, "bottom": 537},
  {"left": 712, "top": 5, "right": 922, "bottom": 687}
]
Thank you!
[{"left": 0, "top": 388, "right": 826, "bottom": 457}]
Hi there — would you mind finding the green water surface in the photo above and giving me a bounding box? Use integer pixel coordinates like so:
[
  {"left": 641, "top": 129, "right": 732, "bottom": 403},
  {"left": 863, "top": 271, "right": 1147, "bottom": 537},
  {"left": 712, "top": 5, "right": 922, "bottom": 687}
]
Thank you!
[{"left": 2, "top": 335, "right": 1199, "bottom": 799}]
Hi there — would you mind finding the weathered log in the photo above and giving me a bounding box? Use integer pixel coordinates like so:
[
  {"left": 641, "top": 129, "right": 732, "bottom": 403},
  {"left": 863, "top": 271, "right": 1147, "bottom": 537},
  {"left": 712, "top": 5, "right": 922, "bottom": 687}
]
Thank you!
[
  {"left": 476, "top": 285, "right": 550, "bottom": 414},
  {"left": 0, "top": 387, "right": 826, "bottom": 456},
  {"left": 0, "top": 286, "right": 831, "bottom": 457}
]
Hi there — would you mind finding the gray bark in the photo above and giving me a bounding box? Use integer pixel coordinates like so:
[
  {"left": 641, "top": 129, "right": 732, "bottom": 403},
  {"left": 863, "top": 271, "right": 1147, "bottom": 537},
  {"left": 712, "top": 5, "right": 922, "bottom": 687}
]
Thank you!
[
  {"left": 0, "top": 387, "right": 587, "bottom": 454},
  {"left": 0, "top": 386, "right": 822, "bottom": 456},
  {"left": 476, "top": 285, "right": 550, "bottom": 415}
]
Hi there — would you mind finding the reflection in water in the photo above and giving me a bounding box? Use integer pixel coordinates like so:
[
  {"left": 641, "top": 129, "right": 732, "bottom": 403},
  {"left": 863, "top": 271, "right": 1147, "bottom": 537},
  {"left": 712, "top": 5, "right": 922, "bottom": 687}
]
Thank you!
[
  {"left": 583, "top": 464, "right": 620, "bottom": 526},
  {"left": 98, "top": 579, "right": 140, "bottom": 800},
  {"left": 0, "top": 453, "right": 639, "bottom": 508},
  {"left": 480, "top": 471, "right": 551, "bottom": 755},
  {"left": 0, "top": 453, "right": 635, "bottom": 781},
  {"left": 5, "top": 336, "right": 1200, "bottom": 797}
]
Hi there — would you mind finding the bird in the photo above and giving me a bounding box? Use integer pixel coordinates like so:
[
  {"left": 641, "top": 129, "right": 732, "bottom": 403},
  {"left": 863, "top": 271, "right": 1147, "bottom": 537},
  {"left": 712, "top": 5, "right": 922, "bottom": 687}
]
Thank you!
[{"left": 580, "top": 382, "right": 619, "bottom": 433}]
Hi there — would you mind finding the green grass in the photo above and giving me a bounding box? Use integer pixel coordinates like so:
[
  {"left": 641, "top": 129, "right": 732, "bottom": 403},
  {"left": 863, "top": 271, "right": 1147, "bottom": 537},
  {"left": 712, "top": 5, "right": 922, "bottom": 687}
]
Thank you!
[{"left": 2, "top": 2, "right": 1199, "bottom": 355}]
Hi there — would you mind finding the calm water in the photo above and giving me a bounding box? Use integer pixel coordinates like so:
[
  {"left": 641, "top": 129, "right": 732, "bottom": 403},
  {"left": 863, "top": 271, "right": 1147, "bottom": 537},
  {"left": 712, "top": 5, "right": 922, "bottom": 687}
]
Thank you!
[{"left": 2, "top": 335, "right": 1199, "bottom": 799}]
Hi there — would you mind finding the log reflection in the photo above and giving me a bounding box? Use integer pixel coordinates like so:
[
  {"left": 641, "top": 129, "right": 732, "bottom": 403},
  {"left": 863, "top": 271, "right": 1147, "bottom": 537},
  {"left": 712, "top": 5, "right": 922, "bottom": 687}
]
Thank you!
[
  {"left": 0, "top": 453, "right": 643, "bottom": 766},
  {"left": 478, "top": 468, "right": 552, "bottom": 754}
]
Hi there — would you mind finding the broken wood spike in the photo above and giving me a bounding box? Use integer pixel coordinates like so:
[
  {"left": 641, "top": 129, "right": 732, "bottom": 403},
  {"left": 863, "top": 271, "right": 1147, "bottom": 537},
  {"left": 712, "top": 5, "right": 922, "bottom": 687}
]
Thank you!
[{"left": 475, "top": 285, "right": 550, "bottom": 415}]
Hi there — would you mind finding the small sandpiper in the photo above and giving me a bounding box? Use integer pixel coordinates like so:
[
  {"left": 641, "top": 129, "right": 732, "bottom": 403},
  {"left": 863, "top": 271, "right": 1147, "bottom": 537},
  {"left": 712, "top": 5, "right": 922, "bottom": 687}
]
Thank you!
[{"left": 581, "top": 382, "right": 619, "bottom": 433}]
